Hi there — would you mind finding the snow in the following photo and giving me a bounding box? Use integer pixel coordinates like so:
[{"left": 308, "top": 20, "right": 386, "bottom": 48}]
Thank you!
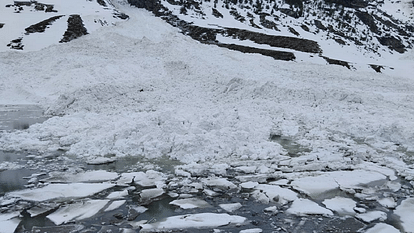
[
  {"left": 170, "top": 198, "right": 211, "bottom": 209},
  {"left": 286, "top": 199, "right": 334, "bottom": 216},
  {"left": 8, "top": 183, "right": 115, "bottom": 201},
  {"left": 239, "top": 229, "right": 263, "bottom": 233},
  {"left": 394, "top": 198, "right": 414, "bottom": 232},
  {"left": 0, "top": 0, "right": 414, "bottom": 231},
  {"left": 140, "top": 213, "right": 246, "bottom": 231},
  {"left": 47, "top": 199, "right": 109, "bottom": 225}
]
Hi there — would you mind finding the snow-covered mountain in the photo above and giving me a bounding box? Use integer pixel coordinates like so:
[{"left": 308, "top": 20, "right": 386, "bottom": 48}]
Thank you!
[
  {"left": 126, "top": 0, "right": 414, "bottom": 70},
  {"left": 0, "top": 0, "right": 128, "bottom": 51}
]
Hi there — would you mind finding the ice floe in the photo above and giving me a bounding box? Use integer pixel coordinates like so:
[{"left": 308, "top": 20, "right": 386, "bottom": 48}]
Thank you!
[
  {"left": 140, "top": 213, "right": 246, "bottom": 231},
  {"left": 291, "top": 170, "right": 387, "bottom": 198},
  {"left": 394, "top": 197, "right": 414, "bottom": 232},
  {"left": 322, "top": 197, "right": 356, "bottom": 215},
  {"left": 47, "top": 199, "right": 109, "bottom": 225},
  {"left": 46, "top": 170, "right": 119, "bottom": 183},
  {"left": 0, "top": 212, "right": 21, "bottom": 233},
  {"left": 8, "top": 183, "right": 115, "bottom": 202},
  {"left": 355, "top": 210, "right": 387, "bottom": 223},
  {"left": 286, "top": 199, "right": 333, "bottom": 216},
  {"left": 219, "top": 203, "right": 242, "bottom": 212},
  {"left": 253, "top": 184, "right": 298, "bottom": 205},
  {"left": 202, "top": 177, "right": 237, "bottom": 190},
  {"left": 140, "top": 188, "right": 164, "bottom": 202},
  {"left": 170, "top": 198, "right": 211, "bottom": 209},
  {"left": 116, "top": 171, "right": 166, "bottom": 188},
  {"left": 104, "top": 200, "right": 126, "bottom": 212},
  {"left": 365, "top": 223, "right": 400, "bottom": 233},
  {"left": 239, "top": 228, "right": 263, "bottom": 233}
]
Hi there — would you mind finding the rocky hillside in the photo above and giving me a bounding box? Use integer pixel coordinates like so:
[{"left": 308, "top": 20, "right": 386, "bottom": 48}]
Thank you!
[{"left": 127, "top": 0, "right": 414, "bottom": 69}]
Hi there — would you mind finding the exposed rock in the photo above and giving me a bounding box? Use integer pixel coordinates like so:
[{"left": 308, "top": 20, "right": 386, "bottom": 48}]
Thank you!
[
  {"left": 322, "top": 56, "right": 351, "bottom": 69},
  {"left": 212, "top": 8, "right": 223, "bottom": 18},
  {"left": 218, "top": 44, "right": 296, "bottom": 61},
  {"left": 377, "top": 36, "right": 405, "bottom": 53},
  {"left": 25, "top": 15, "right": 64, "bottom": 34},
  {"left": 60, "top": 15, "right": 88, "bottom": 43}
]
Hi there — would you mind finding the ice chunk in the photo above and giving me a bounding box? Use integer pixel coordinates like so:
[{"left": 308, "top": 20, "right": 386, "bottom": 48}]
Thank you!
[
  {"left": 378, "top": 197, "right": 397, "bottom": 208},
  {"left": 264, "top": 206, "right": 278, "bottom": 213},
  {"left": 322, "top": 197, "right": 356, "bottom": 215},
  {"left": 235, "top": 166, "right": 257, "bottom": 174},
  {"left": 104, "top": 200, "right": 126, "bottom": 212},
  {"left": 8, "top": 183, "right": 115, "bottom": 202},
  {"left": 355, "top": 211, "right": 387, "bottom": 223},
  {"left": 27, "top": 203, "right": 59, "bottom": 217},
  {"left": 140, "top": 213, "right": 246, "bottom": 231},
  {"left": 253, "top": 184, "right": 298, "bottom": 205},
  {"left": 219, "top": 203, "right": 242, "bottom": 212},
  {"left": 47, "top": 200, "right": 109, "bottom": 225},
  {"left": 291, "top": 170, "right": 387, "bottom": 198},
  {"left": 140, "top": 188, "right": 164, "bottom": 202},
  {"left": 0, "top": 212, "right": 20, "bottom": 233},
  {"left": 86, "top": 157, "right": 116, "bottom": 165},
  {"left": 240, "top": 181, "right": 258, "bottom": 189},
  {"left": 394, "top": 197, "right": 414, "bottom": 232},
  {"left": 46, "top": 170, "right": 119, "bottom": 183},
  {"left": 170, "top": 198, "right": 211, "bottom": 209},
  {"left": 106, "top": 189, "right": 129, "bottom": 199},
  {"left": 239, "top": 228, "right": 263, "bottom": 233},
  {"left": 365, "top": 223, "right": 400, "bottom": 233},
  {"left": 287, "top": 199, "right": 333, "bottom": 216},
  {"left": 202, "top": 177, "right": 237, "bottom": 190},
  {"left": 117, "top": 171, "right": 166, "bottom": 188}
]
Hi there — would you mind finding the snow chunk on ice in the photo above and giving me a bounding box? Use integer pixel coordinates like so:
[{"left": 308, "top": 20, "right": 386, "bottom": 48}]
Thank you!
[
  {"left": 219, "top": 203, "right": 242, "bottom": 212},
  {"left": 287, "top": 199, "right": 333, "bottom": 216},
  {"left": 394, "top": 197, "right": 414, "bottom": 232},
  {"left": 365, "top": 223, "right": 400, "bottom": 233},
  {"left": 355, "top": 211, "right": 387, "bottom": 223},
  {"left": 46, "top": 170, "right": 119, "bottom": 183},
  {"left": 322, "top": 197, "right": 356, "bottom": 215},
  {"left": 47, "top": 200, "right": 109, "bottom": 225},
  {"left": 202, "top": 177, "right": 237, "bottom": 190},
  {"left": 240, "top": 181, "right": 259, "bottom": 189},
  {"left": 291, "top": 170, "right": 387, "bottom": 198},
  {"left": 140, "top": 213, "right": 246, "bottom": 231},
  {"left": 86, "top": 157, "right": 116, "bottom": 165},
  {"left": 170, "top": 198, "right": 211, "bottom": 209},
  {"left": 8, "top": 183, "right": 115, "bottom": 202}
]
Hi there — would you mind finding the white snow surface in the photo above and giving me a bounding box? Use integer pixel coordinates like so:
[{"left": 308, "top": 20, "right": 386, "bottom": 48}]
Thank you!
[{"left": 286, "top": 198, "right": 333, "bottom": 216}]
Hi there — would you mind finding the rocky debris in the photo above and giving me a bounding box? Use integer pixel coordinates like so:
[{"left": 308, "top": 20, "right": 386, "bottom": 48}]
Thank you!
[
  {"left": 60, "top": 15, "right": 88, "bottom": 43},
  {"left": 97, "top": 0, "right": 107, "bottom": 7},
  {"left": 212, "top": 8, "right": 223, "bottom": 18},
  {"left": 377, "top": 36, "right": 406, "bottom": 53},
  {"left": 6, "top": 37, "right": 24, "bottom": 50},
  {"left": 0, "top": 23, "right": 4, "bottom": 28},
  {"left": 25, "top": 15, "right": 64, "bottom": 34},
  {"left": 218, "top": 43, "right": 296, "bottom": 61},
  {"left": 369, "top": 64, "right": 384, "bottom": 73},
  {"left": 324, "top": 0, "right": 368, "bottom": 8}
]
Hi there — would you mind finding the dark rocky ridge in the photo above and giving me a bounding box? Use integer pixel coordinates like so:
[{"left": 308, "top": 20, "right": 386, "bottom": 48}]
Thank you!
[{"left": 25, "top": 15, "right": 64, "bottom": 34}]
